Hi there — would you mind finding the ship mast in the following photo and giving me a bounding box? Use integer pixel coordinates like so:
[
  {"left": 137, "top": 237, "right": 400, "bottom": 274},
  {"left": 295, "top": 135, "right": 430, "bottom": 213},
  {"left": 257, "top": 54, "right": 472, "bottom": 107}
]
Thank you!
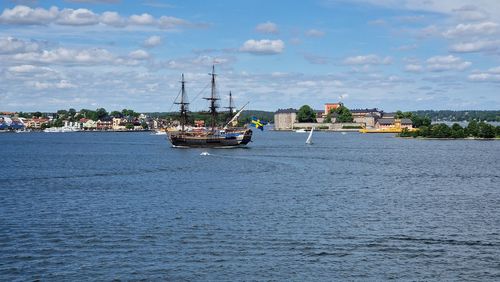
[
  {"left": 225, "top": 91, "right": 235, "bottom": 117},
  {"left": 203, "top": 65, "right": 219, "bottom": 132},
  {"left": 174, "top": 74, "right": 189, "bottom": 132}
]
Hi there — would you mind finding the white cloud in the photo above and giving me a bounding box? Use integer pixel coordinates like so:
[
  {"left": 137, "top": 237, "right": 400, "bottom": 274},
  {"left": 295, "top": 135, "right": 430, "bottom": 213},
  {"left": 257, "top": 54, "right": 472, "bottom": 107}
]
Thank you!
[
  {"left": 0, "top": 36, "right": 40, "bottom": 54},
  {"left": 31, "top": 79, "right": 76, "bottom": 90},
  {"left": 468, "top": 73, "right": 500, "bottom": 82},
  {"left": 334, "top": 0, "right": 500, "bottom": 19},
  {"left": 128, "top": 49, "right": 149, "bottom": 60},
  {"left": 158, "top": 16, "right": 189, "bottom": 29},
  {"left": 452, "top": 5, "right": 489, "bottom": 21},
  {"left": 296, "top": 80, "right": 317, "bottom": 87},
  {"left": 10, "top": 47, "right": 117, "bottom": 64},
  {"left": 405, "top": 64, "right": 423, "bottom": 72},
  {"left": 100, "top": 11, "right": 125, "bottom": 27},
  {"left": 240, "top": 39, "right": 284, "bottom": 55},
  {"left": 5, "top": 64, "right": 61, "bottom": 80},
  {"left": 143, "top": 35, "right": 161, "bottom": 47},
  {"left": 255, "top": 21, "right": 279, "bottom": 34},
  {"left": 0, "top": 5, "right": 195, "bottom": 30},
  {"left": 129, "top": 13, "right": 155, "bottom": 25},
  {"left": 487, "top": 66, "right": 500, "bottom": 73},
  {"left": 449, "top": 40, "right": 500, "bottom": 53},
  {"left": 468, "top": 66, "right": 500, "bottom": 82},
  {"left": 443, "top": 22, "right": 499, "bottom": 38},
  {"left": 56, "top": 8, "right": 99, "bottom": 26},
  {"left": 0, "top": 5, "right": 58, "bottom": 25},
  {"left": 343, "top": 54, "right": 392, "bottom": 65},
  {"left": 305, "top": 29, "right": 325, "bottom": 37},
  {"left": 162, "top": 55, "right": 236, "bottom": 71},
  {"left": 426, "top": 55, "right": 471, "bottom": 71},
  {"left": 8, "top": 64, "right": 52, "bottom": 73}
]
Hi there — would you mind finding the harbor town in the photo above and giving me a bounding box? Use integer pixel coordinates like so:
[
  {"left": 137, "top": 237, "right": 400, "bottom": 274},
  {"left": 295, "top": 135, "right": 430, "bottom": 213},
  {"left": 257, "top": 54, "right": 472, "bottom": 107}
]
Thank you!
[
  {"left": 0, "top": 103, "right": 415, "bottom": 133},
  {"left": 2, "top": 103, "right": 499, "bottom": 137}
]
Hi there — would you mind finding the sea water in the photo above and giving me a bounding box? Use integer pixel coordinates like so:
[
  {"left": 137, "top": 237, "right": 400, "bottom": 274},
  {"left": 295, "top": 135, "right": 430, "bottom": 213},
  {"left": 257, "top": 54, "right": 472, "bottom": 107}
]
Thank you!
[{"left": 1, "top": 131, "right": 499, "bottom": 280}]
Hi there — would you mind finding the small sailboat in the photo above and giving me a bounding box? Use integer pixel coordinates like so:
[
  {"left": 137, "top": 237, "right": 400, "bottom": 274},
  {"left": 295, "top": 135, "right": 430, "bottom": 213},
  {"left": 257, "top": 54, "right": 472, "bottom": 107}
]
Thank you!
[{"left": 305, "top": 127, "right": 314, "bottom": 144}]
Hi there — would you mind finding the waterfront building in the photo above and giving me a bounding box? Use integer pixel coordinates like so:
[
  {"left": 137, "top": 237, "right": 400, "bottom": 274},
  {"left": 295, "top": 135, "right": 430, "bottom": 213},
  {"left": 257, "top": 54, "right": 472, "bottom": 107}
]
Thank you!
[
  {"left": 274, "top": 108, "right": 297, "bottom": 130},
  {"left": 25, "top": 118, "right": 49, "bottom": 129},
  {"left": 0, "top": 116, "right": 24, "bottom": 130},
  {"left": 80, "top": 118, "right": 97, "bottom": 130},
  {"left": 375, "top": 118, "right": 413, "bottom": 129},
  {"left": 97, "top": 117, "right": 113, "bottom": 130},
  {"left": 112, "top": 117, "right": 125, "bottom": 130},
  {"left": 351, "top": 108, "right": 383, "bottom": 128},
  {"left": 324, "top": 102, "right": 343, "bottom": 116}
]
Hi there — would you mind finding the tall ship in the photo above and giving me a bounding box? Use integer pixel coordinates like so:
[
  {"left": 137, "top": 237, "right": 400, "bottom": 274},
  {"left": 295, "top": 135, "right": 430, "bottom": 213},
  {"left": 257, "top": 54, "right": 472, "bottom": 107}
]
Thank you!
[{"left": 167, "top": 66, "right": 253, "bottom": 148}]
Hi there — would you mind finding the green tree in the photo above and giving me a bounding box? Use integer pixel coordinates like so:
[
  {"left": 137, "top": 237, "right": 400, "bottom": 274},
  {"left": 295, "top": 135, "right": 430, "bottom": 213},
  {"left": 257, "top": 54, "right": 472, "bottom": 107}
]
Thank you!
[
  {"left": 33, "top": 111, "right": 42, "bottom": 118},
  {"left": 122, "top": 109, "right": 139, "bottom": 118},
  {"left": 418, "top": 125, "right": 430, "bottom": 137},
  {"left": 96, "top": 108, "right": 108, "bottom": 120},
  {"left": 68, "top": 108, "right": 76, "bottom": 116},
  {"left": 141, "top": 121, "right": 148, "bottom": 129},
  {"left": 411, "top": 115, "right": 431, "bottom": 128},
  {"left": 52, "top": 119, "right": 64, "bottom": 127},
  {"left": 79, "top": 109, "right": 98, "bottom": 121},
  {"left": 57, "top": 110, "right": 68, "bottom": 118},
  {"left": 477, "top": 122, "right": 495, "bottom": 138},
  {"left": 297, "top": 105, "right": 316, "bottom": 122},
  {"left": 334, "top": 106, "right": 353, "bottom": 123},
  {"left": 125, "top": 123, "right": 134, "bottom": 130},
  {"left": 450, "top": 123, "right": 465, "bottom": 138},
  {"left": 110, "top": 111, "right": 122, "bottom": 117},
  {"left": 399, "top": 128, "right": 415, "bottom": 137},
  {"left": 430, "top": 123, "right": 452, "bottom": 138},
  {"left": 323, "top": 113, "right": 332, "bottom": 123},
  {"left": 395, "top": 111, "right": 413, "bottom": 119},
  {"left": 467, "top": 120, "right": 479, "bottom": 137}
]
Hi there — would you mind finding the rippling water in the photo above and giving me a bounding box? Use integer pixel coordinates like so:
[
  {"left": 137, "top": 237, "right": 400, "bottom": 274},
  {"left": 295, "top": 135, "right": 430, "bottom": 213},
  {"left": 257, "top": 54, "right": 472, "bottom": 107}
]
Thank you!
[{"left": 1, "top": 131, "right": 499, "bottom": 280}]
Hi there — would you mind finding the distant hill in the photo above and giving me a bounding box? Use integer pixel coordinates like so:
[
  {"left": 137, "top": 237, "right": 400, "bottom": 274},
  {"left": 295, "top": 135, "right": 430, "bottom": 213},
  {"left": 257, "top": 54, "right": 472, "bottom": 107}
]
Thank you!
[{"left": 411, "top": 110, "right": 499, "bottom": 122}]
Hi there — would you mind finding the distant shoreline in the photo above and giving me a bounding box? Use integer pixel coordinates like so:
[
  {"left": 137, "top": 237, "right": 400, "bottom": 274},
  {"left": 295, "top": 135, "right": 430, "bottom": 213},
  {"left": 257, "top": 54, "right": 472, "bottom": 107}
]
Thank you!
[
  {"left": 0, "top": 130, "right": 153, "bottom": 133},
  {"left": 398, "top": 136, "right": 500, "bottom": 140}
]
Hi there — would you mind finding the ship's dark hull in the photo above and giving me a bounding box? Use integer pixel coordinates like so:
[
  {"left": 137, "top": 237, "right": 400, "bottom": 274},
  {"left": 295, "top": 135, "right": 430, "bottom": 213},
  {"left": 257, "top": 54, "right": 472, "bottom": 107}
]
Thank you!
[{"left": 168, "top": 129, "right": 252, "bottom": 148}]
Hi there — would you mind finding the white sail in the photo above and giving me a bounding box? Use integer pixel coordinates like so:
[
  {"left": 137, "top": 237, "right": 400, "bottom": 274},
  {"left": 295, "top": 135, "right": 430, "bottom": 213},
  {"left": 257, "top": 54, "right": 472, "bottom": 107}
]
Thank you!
[
  {"left": 306, "top": 127, "right": 314, "bottom": 144},
  {"left": 224, "top": 102, "right": 249, "bottom": 129}
]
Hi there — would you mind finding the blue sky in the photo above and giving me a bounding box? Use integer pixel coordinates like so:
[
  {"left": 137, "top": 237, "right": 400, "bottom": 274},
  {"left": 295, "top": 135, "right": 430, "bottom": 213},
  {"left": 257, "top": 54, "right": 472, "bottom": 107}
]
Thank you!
[{"left": 1, "top": 0, "right": 499, "bottom": 112}]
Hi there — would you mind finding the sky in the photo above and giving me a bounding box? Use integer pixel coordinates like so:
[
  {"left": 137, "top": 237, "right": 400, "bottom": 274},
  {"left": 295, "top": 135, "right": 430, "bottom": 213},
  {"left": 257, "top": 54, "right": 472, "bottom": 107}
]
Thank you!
[{"left": 1, "top": 0, "right": 499, "bottom": 112}]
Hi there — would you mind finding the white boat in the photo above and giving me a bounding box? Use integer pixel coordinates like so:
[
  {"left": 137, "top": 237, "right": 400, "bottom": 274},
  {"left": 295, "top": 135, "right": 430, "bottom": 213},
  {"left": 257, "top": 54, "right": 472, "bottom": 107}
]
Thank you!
[
  {"left": 44, "top": 127, "right": 80, "bottom": 133},
  {"left": 15, "top": 129, "right": 31, "bottom": 133},
  {"left": 295, "top": 129, "right": 306, "bottom": 133},
  {"left": 152, "top": 130, "right": 167, "bottom": 135},
  {"left": 306, "top": 127, "right": 314, "bottom": 144}
]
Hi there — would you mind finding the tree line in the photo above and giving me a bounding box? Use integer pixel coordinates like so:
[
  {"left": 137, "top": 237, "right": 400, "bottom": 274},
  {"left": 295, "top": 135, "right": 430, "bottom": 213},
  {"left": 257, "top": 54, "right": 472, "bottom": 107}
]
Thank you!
[
  {"left": 297, "top": 105, "right": 354, "bottom": 123},
  {"left": 400, "top": 120, "right": 500, "bottom": 139},
  {"left": 17, "top": 108, "right": 141, "bottom": 121}
]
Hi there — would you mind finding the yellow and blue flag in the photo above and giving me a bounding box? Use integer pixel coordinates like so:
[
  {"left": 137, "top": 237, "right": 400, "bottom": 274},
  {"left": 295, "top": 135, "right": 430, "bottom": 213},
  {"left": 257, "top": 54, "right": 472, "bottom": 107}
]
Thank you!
[{"left": 251, "top": 117, "right": 264, "bottom": 131}]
